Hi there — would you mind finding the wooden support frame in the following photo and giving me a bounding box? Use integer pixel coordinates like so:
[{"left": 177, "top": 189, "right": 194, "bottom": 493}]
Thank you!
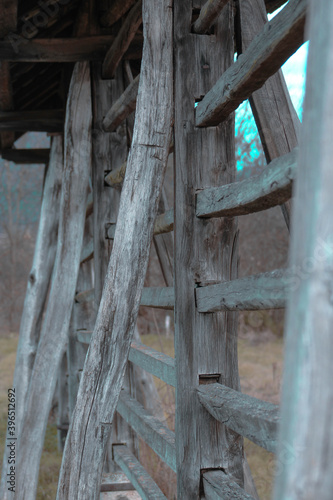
[
  {"left": 0, "top": 110, "right": 64, "bottom": 132},
  {"left": 0, "top": 148, "right": 50, "bottom": 163},
  {"left": 174, "top": 1, "right": 244, "bottom": 497},
  {"left": 102, "top": 74, "right": 139, "bottom": 132},
  {"left": 192, "top": 0, "right": 230, "bottom": 34},
  {"left": 129, "top": 340, "right": 176, "bottom": 387},
  {"left": 203, "top": 470, "right": 255, "bottom": 499}
]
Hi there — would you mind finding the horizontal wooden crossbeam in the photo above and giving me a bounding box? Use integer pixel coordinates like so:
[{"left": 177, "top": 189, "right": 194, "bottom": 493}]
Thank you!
[
  {"left": 0, "top": 148, "right": 50, "bottom": 163},
  {"left": 102, "top": 74, "right": 139, "bottom": 132},
  {"left": 75, "top": 286, "right": 174, "bottom": 309},
  {"left": 106, "top": 209, "right": 174, "bottom": 239},
  {"left": 117, "top": 391, "right": 176, "bottom": 472},
  {"left": 129, "top": 340, "right": 175, "bottom": 387},
  {"left": 101, "top": 472, "right": 135, "bottom": 492},
  {"left": 0, "top": 110, "right": 64, "bottom": 132},
  {"left": 195, "top": 0, "right": 306, "bottom": 127},
  {"left": 203, "top": 470, "right": 255, "bottom": 500},
  {"left": 196, "top": 148, "right": 297, "bottom": 218},
  {"left": 195, "top": 269, "right": 287, "bottom": 312},
  {"left": 113, "top": 445, "right": 167, "bottom": 500},
  {"left": 197, "top": 383, "right": 279, "bottom": 452}
]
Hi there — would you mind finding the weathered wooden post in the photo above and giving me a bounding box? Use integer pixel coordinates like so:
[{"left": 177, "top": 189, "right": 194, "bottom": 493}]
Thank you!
[
  {"left": 0, "top": 136, "right": 63, "bottom": 500},
  {"left": 274, "top": 1, "right": 333, "bottom": 499},
  {"left": 14, "top": 61, "right": 92, "bottom": 500},
  {"left": 57, "top": 0, "right": 173, "bottom": 496}
]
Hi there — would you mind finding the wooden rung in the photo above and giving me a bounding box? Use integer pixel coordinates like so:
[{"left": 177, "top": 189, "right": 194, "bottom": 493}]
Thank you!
[
  {"left": 101, "top": 472, "right": 135, "bottom": 492},
  {"left": 197, "top": 383, "right": 279, "bottom": 452},
  {"left": 203, "top": 470, "right": 256, "bottom": 500},
  {"left": 141, "top": 287, "right": 174, "bottom": 310},
  {"left": 80, "top": 240, "right": 94, "bottom": 264},
  {"left": 195, "top": 0, "right": 306, "bottom": 127},
  {"left": 0, "top": 110, "right": 64, "bottom": 132},
  {"left": 75, "top": 288, "right": 94, "bottom": 303},
  {"left": 0, "top": 148, "right": 50, "bottom": 164},
  {"left": 129, "top": 340, "right": 175, "bottom": 387},
  {"left": 196, "top": 148, "right": 297, "bottom": 218},
  {"left": 106, "top": 210, "right": 174, "bottom": 240},
  {"left": 117, "top": 391, "right": 176, "bottom": 472},
  {"left": 113, "top": 445, "right": 167, "bottom": 499},
  {"left": 195, "top": 269, "right": 287, "bottom": 312},
  {"left": 192, "top": 0, "right": 230, "bottom": 34},
  {"left": 102, "top": 74, "right": 139, "bottom": 132}
]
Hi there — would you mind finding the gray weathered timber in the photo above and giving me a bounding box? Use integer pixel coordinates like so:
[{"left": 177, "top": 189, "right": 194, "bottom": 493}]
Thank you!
[
  {"left": 101, "top": 0, "right": 137, "bottom": 27},
  {"left": 14, "top": 62, "right": 92, "bottom": 500},
  {"left": 106, "top": 208, "right": 174, "bottom": 239},
  {"left": 197, "top": 383, "right": 279, "bottom": 452},
  {"left": 237, "top": 0, "right": 301, "bottom": 230},
  {"left": 76, "top": 329, "right": 93, "bottom": 344},
  {"left": 203, "top": 470, "right": 255, "bottom": 500},
  {"left": 116, "top": 391, "right": 176, "bottom": 472},
  {"left": 140, "top": 286, "right": 174, "bottom": 310},
  {"left": 57, "top": 352, "right": 69, "bottom": 451},
  {"left": 273, "top": 2, "right": 333, "bottom": 499},
  {"left": 0, "top": 110, "right": 64, "bottom": 132},
  {"left": 57, "top": 0, "right": 173, "bottom": 497},
  {"left": 101, "top": 471, "right": 134, "bottom": 492},
  {"left": 174, "top": 1, "right": 243, "bottom": 497},
  {"left": 102, "top": 74, "right": 139, "bottom": 132},
  {"left": 113, "top": 445, "right": 167, "bottom": 500},
  {"left": 85, "top": 192, "right": 93, "bottom": 218},
  {"left": 102, "top": 1, "right": 142, "bottom": 79},
  {"left": 196, "top": 268, "right": 287, "bottom": 313},
  {"left": 74, "top": 287, "right": 94, "bottom": 303},
  {"left": 80, "top": 239, "right": 94, "bottom": 264},
  {"left": 195, "top": 0, "right": 306, "bottom": 127},
  {"left": 129, "top": 340, "right": 175, "bottom": 387},
  {"left": 104, "top": 160, "right": 127, "bottom": 186},
  {"left": 193, "top": 0, "right": 230, "bottom": 34},
  {"left": 0, "top": 36, "right": 120, "bottom": 62},
  {"left": 196, "top": 148, "right": 297, "bottom": 218},
  {"left": 0, "top": 148, "right": 50, "bottom": 163},
  {"left": 0, "top": 137, "right": 63, "bottom": 500},
  {"left": 153, "top": 188, "right": 174, "bottom": 286}
]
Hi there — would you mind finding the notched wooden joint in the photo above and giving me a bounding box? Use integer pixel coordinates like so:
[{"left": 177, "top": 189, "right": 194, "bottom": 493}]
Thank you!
[{"left": 199, "top": 373, "right": 221, "bottom": 385}]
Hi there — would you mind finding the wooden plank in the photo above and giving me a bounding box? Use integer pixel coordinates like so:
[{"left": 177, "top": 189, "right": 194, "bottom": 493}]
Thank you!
[
  {"left": 106, "top": 209, "right": 174, "bottom": 239},
  {"left": 196, "top": 269, "right": 287, "bottom": 313},
  {"left": 57, "top": 0, "right": 173, "bottom": 496},
  {"left": 14, "top": 62, "right": 92, "bottom": 500},
  {"left": 193, "top": 0, "right": 230, "bottom": 34},
  {"left": 101, "top": 472, "right": 134, "bottom": 492},
  {"left": 0, "top": 137, "right": 63, "bottom": 500},
  {"left": 116, "top": 392, "right": 176, "bottom": 472},
  {"left": 203, "top": 470, "right": 255, "bottom": 500},
  {"left": 101, "top": 0, "right": 137, "bottom": 27},
  {"left": 140, "top": 286, "right": 174, "bottom": 310},
  {"left": 113, "top": 445, "right": 167, "bottom": 500},
  {"left": 102, "top": 74, "right": 139, "bottom": 132},
  {"left": 174, "top": 1, "right": 243, "bottom": 497},
  {"left": 197, "top": 383, "right": 279, "bottom": 452},
  {"left": 0, "top": 148, "right": 50, "bottom": 164},
  {"left": 0, "top": 36, "right": 123, "bottom": 62},
  {"left": 196, "top": 148, "right": 297, "bottom": 218},
  {"left": 0, "top": 110, "right": 64, "bottom": 132},
  {"left": 273, "top": 2, "right": 333, "bottom": 498},
  {"left": 75, "top": 288, "right": 95, "bottom": 303},
  {"left": 129, "top": 340, "right": 175, "bottom": 387},
  {"left": 195, "top": 0, "right": 307, "bottom": 127},
  {"left": 76, "top": 329, "right": 93, "bottom": 344},
  {"left": 102, "top": 1, "right": 142, "bottom": 79},
  {"left": 105, "top": 160, "right": 127, "bottom": 186},
  {"left": 57, "top": 352, "right": 69, "bottom": 451},
  {"left": 152, "top": 188, "right": 174, "bottom": 287},
  {"left": 237, "top": 0, "right": 301, "bottom": 230}
]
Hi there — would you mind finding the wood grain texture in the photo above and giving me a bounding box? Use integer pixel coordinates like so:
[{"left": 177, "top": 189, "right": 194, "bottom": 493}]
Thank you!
[
  {"left": 106, "top": 209, "right": 174, "bottom": 239},
  {"left": 195, "top": 0, "right": 306, "bottom": 127},
  {"left": 74, "top": 287, "right": 94, "bottom": 303},
  {"left": 196, "top": 268, "right": 287, "bottom": 312},
  {"left": 0, "top": 110, "right": 64, "bottom": 132},
  {"left": 174, "top": 1, "right": 243, "bottom": 497},
  {"left": 102, "top": 74, "right": 139, "bottom": 132},
  {"left": 0, "top": 137, "right": 63, "bottom": 500},
  {"left": 80, "top": 239, "right": 93, "bottom": 264},
  {"left": 57, "top": 1, "right": 173, "bottom": 496},
  {"left": 57, "top": 353, "right": 69, "bottom": 451},
  {"left": 104, "top": 159, "right": 127, "bottom": 186},
  {"left": 116, "top": 391, "right": 176, "bottom": 472},
  {"left": 237, "top": 0, "right": 301, "bottom": 230},
  {"left": 197, "top": 383, "right": 279, "bottom": 452},
  {"left": 203, "top": 470, "right": 255, "bottom": 499},
  {"left": 14, "top": 62, "right": 92, "bottom": 500},
  {"left": 196, "top": 148, "right": 297, "bottom": 218},
  {"left": 129, "top": 340, "right": 175, "bottom": 387},
  {"left": 113, "top": 445, "right": 167, "bottom": 499},
  {"left": 273, "top": 2, "right": 333, "bottom": 499},
  {"left": 140, "top": 286, "right": 174, "bottom": 309},
  {"left": 102, "top": 1, "right": 142, "bottom": 79},
  {"left": 101, "top": 0, "right": 137, "bottom": 27},
  {"left": 193, "top": 0, "right": 229, "bottom": 34},
  {"left": 0, "top": 148, "right": 50, "bottom": 163}
]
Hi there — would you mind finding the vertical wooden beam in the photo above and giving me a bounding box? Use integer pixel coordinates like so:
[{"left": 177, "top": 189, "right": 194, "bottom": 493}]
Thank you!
[
  {"left": 57, "top": 352, "right": 69, "bottom": 451},
  {"left": 273, "top": 2, "right": 333, "bottom": 499},
  {"left": 0, "top": 137, "right": 63, "bottom": 500},
  {"left": 15, "top": 62, "right": 92, "bottom": 500},
  {"left": 237, "top": 0, "right": 301, "bottom": 229},
  {"left": 57, "top": 0, "right": 173, "bottom": 496},
  {"left": 173, "top": 1, "right": 243, "bottom": 498}
]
